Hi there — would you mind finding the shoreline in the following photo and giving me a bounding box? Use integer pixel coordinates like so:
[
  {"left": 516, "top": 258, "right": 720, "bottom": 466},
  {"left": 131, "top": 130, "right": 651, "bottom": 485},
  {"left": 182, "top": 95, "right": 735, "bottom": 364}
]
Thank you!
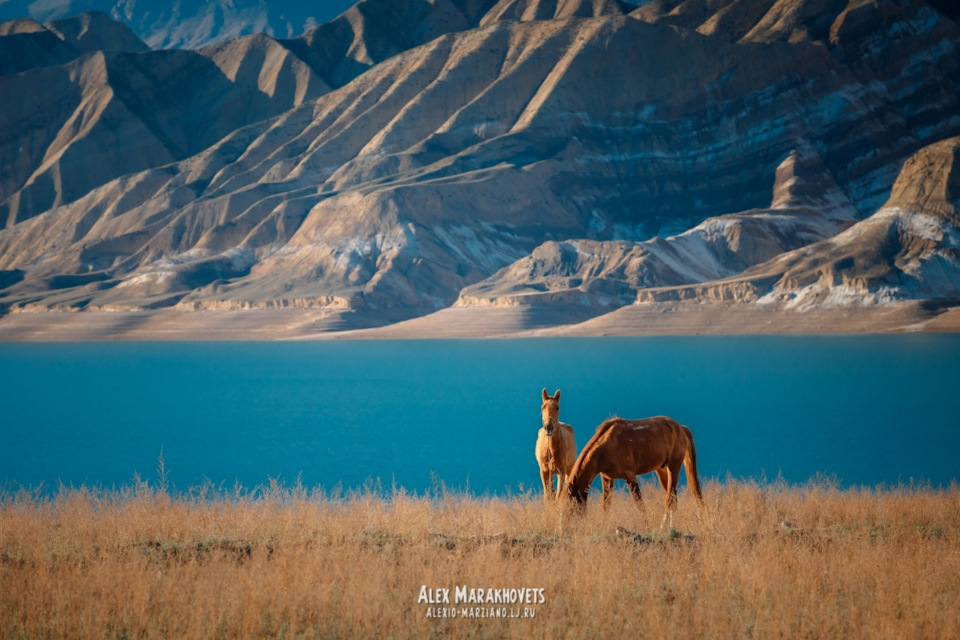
[{"left": 0, "top": 301, "right": 958, "bottom": 341}]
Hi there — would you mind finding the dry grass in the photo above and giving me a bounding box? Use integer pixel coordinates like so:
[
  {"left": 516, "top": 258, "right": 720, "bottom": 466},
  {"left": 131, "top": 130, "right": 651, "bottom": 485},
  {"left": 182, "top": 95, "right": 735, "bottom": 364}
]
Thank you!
[{"left": 2, "top": 478, "right": 959, "bottom": 639}]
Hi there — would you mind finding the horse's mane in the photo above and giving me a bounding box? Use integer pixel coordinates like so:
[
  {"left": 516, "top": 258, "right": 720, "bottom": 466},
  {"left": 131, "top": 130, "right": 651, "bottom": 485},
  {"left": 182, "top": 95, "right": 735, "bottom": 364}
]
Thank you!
[
  {"left": 568, "top": 417, "right": 622, "bottom": 480},
  {"left": 593, "top": 416, "right": 621, "bottom": 434}
]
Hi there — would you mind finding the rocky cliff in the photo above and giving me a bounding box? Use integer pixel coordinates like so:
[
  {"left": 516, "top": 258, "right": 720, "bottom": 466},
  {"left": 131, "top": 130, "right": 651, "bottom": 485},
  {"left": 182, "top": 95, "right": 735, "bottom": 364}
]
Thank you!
[
  {"left": 552, "top": 135, "right": 960, "bottom": 314},
  {"left": 456, "top": 144, "right": 857, "bottom": 311},
  {"left": 711, "top": 136, "right": 960, "bottom": 309},
  {"left": 0, "top": 0, "right": 958, "bottom": 333}
]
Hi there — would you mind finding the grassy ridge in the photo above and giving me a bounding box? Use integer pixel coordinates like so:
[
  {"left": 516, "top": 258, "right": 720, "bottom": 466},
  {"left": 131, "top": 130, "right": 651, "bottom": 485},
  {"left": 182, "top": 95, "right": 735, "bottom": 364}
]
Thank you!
[{"left": 2, "top": 480, "right": 959, "bottom": 639}]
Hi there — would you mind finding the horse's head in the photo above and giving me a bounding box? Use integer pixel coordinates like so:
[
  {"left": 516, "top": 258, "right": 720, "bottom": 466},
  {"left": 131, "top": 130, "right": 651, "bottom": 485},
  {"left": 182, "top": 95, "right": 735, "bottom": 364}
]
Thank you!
[
  {"left": 541, "top": 388, "right": 561, "bottom": 436},
  {"left": 561, "top": 479, "right": 588, "bottom": 515}
]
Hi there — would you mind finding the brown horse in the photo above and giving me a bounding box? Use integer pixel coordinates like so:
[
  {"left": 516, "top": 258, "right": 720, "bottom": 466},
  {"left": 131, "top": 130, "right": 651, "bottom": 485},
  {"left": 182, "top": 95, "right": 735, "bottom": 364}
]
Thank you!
[
  {"left": 563, "top": 416, "right": 703, "bottom": 528},
  {"left": 535, "top": 389, "right": 577, "bottom": 503}
]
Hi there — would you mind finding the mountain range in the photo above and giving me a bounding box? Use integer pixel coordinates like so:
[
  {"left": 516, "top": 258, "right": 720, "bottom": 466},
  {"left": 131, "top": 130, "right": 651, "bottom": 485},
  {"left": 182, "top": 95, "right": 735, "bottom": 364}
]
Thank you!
[
  {"left": 0, "top": 0, "right": 351, "bottom": 49},
  {"left": 1, "top": 0, "right": 958, "bottom": 338}
]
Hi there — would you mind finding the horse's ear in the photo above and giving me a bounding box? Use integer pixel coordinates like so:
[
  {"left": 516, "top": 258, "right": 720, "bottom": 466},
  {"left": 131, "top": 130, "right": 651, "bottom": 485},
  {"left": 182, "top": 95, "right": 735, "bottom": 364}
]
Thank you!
[
  {"left": 542, "top": 388, "right": 549, "bottom": 401},
  {"left": 554, "top": 389, "right": 561, "bottom": 402}
]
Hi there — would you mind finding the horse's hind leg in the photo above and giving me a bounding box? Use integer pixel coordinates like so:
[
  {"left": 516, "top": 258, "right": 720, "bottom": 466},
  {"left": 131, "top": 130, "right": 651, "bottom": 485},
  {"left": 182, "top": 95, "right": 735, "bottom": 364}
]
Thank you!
[
  {"left": 660, "top": 463, "right": 682, "bottom": 530},
  {"left": 555, "top": 473, "right": 566, "bottom": 498},
  {"left": 655, "top": 469, "right": 669, "bottom": 493}
]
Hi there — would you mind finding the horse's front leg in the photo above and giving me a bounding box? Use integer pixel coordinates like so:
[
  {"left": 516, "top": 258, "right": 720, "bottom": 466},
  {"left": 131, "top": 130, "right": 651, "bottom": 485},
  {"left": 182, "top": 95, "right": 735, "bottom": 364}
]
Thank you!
[
  {"left": 624, "top": 476, "right": 644, "bottom": 511},
  {"left": 601, "top": 474, "right": 615, "bottom": 510},
  {"left": 540, "top": 468, "right": 555, "bottom": 503},
  {"left": 555, "top": 472, "right": 566, "bottom": 498}
]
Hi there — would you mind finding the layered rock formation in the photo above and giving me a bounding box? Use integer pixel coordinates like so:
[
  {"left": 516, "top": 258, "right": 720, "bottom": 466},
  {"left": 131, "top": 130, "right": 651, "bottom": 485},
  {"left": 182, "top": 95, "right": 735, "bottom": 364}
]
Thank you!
[
  {"left": 575, "top": 136, "right": 960, "bottom": 313},
  {"left": 716, "top": 136, "right": 960, "bottom": 309},
  {"left": 459, "top": 136, "right": 960, "bottom": 326},
  {"left": 456, "top": 145, "right": 856, "bottom": 312},
  {"left": 0, "top": 0, "right": 959, "bottom": 333}
]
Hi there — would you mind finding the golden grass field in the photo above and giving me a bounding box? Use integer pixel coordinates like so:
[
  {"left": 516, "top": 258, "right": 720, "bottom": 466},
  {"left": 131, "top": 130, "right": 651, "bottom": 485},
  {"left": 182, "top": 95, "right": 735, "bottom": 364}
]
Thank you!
[{"left": 2, "top": 478, "right": 959, "bottom": 639}]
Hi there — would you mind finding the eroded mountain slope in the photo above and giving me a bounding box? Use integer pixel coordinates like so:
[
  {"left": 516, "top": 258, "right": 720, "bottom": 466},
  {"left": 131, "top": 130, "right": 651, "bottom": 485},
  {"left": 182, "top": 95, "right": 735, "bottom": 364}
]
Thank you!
[{"left": 0, "top": 1, "right": 957, "bottom": 332}]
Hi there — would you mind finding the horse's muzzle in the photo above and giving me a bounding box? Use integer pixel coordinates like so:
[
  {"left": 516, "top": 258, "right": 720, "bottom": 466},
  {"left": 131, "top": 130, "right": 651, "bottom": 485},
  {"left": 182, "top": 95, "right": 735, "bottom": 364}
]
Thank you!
[{"left": 543, "top": 422, "right": 555, "bottom": 436}]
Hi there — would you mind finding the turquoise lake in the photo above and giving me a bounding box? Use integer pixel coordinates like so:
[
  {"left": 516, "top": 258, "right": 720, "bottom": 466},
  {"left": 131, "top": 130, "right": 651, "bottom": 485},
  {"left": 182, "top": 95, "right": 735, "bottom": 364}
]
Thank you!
[{"left": 1, "top": 336, "right": 958, "bottom": 495}]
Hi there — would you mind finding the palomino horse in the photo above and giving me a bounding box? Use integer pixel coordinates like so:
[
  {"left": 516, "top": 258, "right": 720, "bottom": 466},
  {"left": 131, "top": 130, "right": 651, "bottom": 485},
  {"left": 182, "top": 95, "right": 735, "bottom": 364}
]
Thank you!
[
  {"left": 563, "top": 416, "right": 702, "bottom": 528},
  {"left": 535, "top": 389, "right": 577, "bottom": 503}
]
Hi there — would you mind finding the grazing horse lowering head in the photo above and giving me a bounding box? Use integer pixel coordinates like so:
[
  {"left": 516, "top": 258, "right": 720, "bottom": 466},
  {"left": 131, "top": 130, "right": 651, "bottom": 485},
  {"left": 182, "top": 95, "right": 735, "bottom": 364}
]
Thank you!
[
  {"left": 564, "top": 482, "right": 589, "bottom": 518},
  {"left": 562, "top": 416, "right": 704, "bottom": 529},
  {"left": 541, "top": 388, "right": 561, "bottom": 436}
]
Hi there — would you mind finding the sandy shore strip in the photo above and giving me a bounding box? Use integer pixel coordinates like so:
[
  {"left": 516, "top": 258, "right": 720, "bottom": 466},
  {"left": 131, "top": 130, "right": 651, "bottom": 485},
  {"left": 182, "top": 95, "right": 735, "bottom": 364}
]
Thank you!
[{"left": 0, "top": 301, "right": 957, "bottom": 341}]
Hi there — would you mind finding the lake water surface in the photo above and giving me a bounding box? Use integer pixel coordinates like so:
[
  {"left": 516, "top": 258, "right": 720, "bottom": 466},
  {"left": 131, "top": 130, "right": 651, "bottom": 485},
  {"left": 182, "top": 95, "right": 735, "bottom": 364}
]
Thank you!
[{"left": 1, "top": 336, "right": 958, "bottom": 495}]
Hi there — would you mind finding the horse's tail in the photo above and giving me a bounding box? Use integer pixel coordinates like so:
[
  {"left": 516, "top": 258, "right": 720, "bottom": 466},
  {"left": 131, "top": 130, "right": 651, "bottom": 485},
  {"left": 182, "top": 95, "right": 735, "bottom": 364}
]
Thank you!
[{"left": 683, "top": 432, "right": 703, "bottom": 503}]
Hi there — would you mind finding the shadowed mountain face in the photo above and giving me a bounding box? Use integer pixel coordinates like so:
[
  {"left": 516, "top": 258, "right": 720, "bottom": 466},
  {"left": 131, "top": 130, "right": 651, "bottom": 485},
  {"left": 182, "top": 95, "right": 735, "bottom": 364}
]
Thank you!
[
  {"left": 0, "top": 0, "right": 351, "bottom": 49},
  {"left": 619, "top": 136, "right": 960, "bottom": 310},
  {"left": 0, "top": 0, "right": 634, "bottom": 50},
  {"left": 0, "top": 0, "right": 959, "bottom": 329},
  {"left": 0, "top": 11, "right": 147, "bottom": 74},
  {"left": 0, "top": 28, "right": 327, "bottom": 227},
  {"left": 456, "top": 146, "right": 859, "bottom": 310}
]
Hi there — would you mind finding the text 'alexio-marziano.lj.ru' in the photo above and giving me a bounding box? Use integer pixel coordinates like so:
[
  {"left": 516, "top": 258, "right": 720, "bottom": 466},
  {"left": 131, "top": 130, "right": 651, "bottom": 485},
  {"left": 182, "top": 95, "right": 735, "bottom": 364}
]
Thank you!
[{"left": 417, "top": 585, "right": 546, "bottom": 619}]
